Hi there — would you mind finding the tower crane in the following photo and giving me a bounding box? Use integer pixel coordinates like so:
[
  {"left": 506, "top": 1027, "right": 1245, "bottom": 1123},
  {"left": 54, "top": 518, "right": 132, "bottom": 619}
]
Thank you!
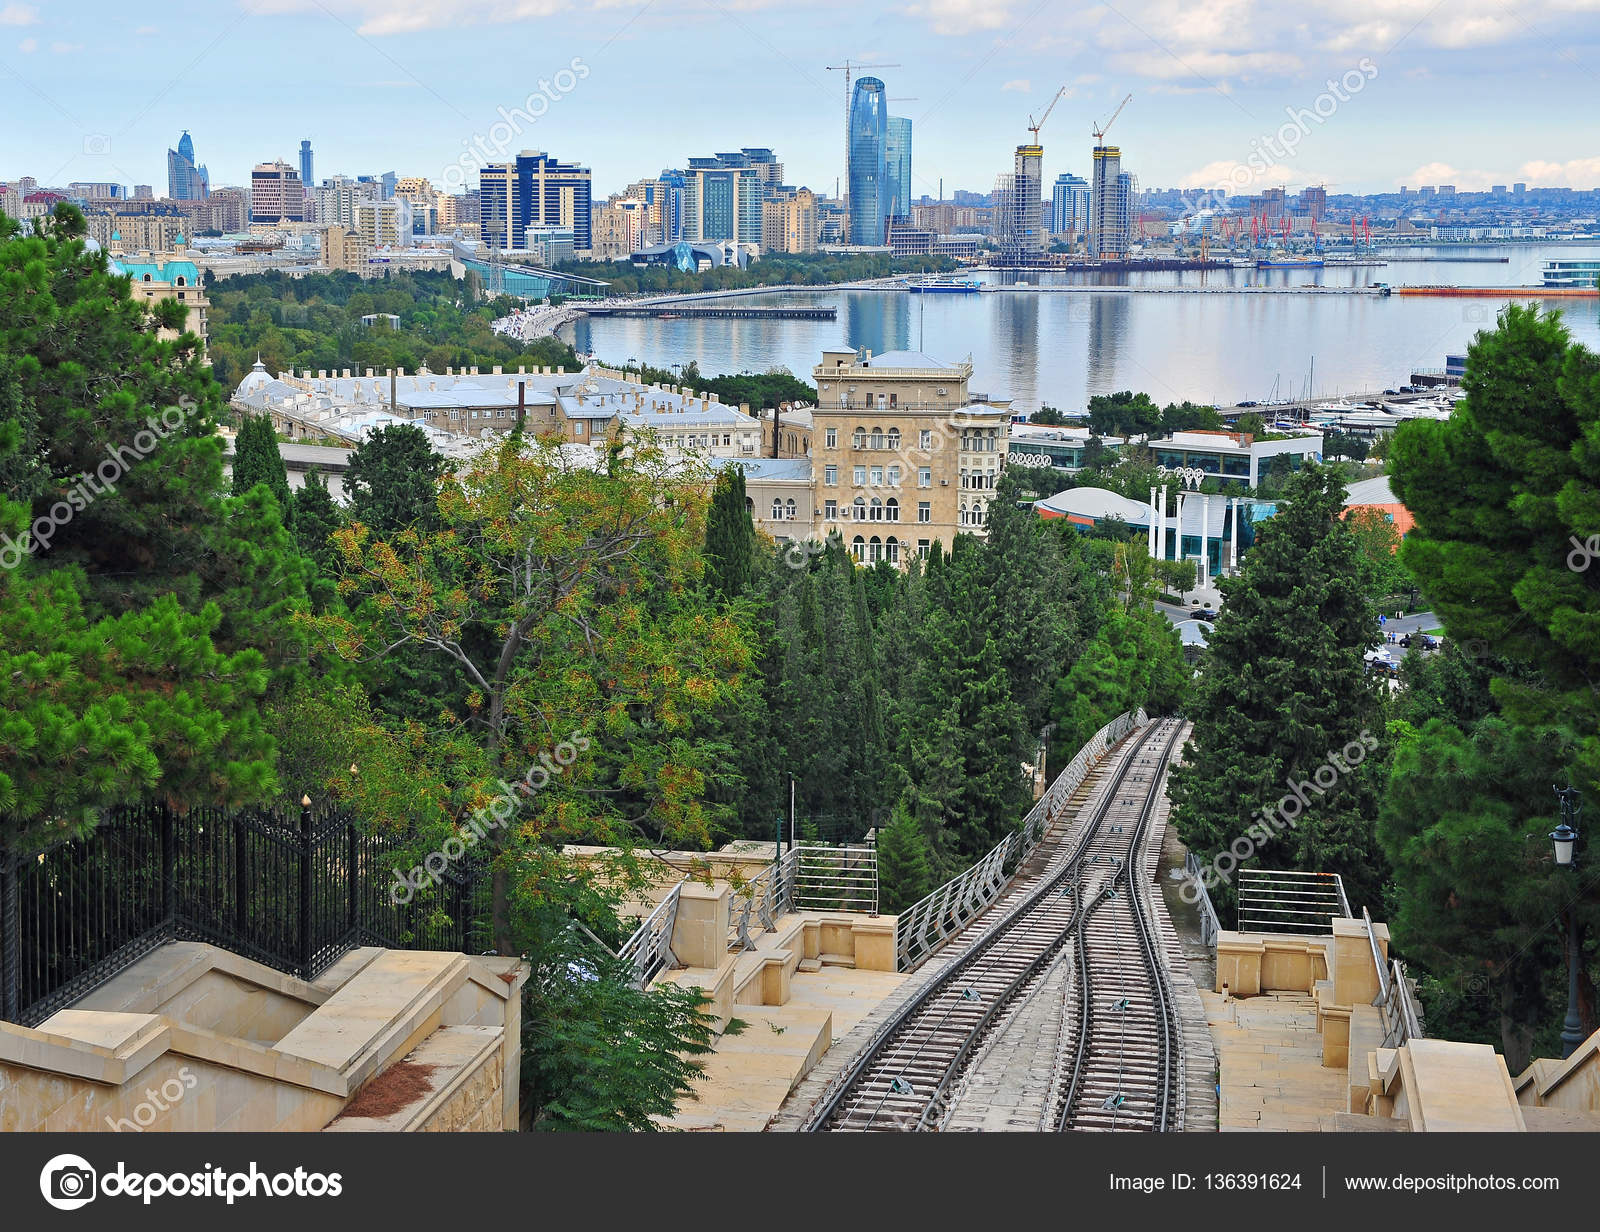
[
  {"left": 1093, "top": 93, "right": 1133, "bottom": 146},
  {"left": 1028, "top": 86, "right": 1069, "bottom": 143},
  {"left": 827, "top": 60, "right": 902, "bottom": 210}
]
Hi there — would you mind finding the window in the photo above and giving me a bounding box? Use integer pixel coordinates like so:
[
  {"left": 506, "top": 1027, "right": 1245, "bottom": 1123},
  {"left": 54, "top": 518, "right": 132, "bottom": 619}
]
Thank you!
[
  {"left": 825, "top": 427, "right": 837, "bottom": 449},
  {"left": 870, "top": 497, "right": 883, "bottom": 522},
  {"left": 851, "top": 535, "right": 866, "bottom": 561},
  {"left": 870, "top": 466, "right": 883, "bottom": 486},
  {"left": 853, "top": 427, "right": 866, "bottom": 450},
  {"left": 918, "top": 501, "right": 931, "bottom": 523},
  {"left": 870, "top": 427, "right": 885, "bottom": 450},
  {"left": 825, "top": 464, "right": 838, "bottom": 486},
  {"left": 853, "top": 497, "right": 866, "bottom": 521},
  {"left": 919, "top": 429, "right": 932, "bottom": 450},
  {"left": 785, "top": 498, "right": 796, "bottom": 521},
  {"left": 772, "top": 499, "right": 783, "bottom": 520},
  {"left": 853, "top": 465, "right": 866, "bottom": 486},
  {"left": 918, "top": 467, "right": 931, "bottom": 487},
  {"left": 888, "top": 465, "right": 901, "bottom": 486},
  {"left": 886, "top": 498, "right": 899, "bottom": 522},
  {"left": 918, "top": 539, "right": 930, "bottom": 559},
  {"left": 886, "top": 537, "right": 900, "bottom": 565},
  {"left": 869, "top": 536, "right": 883, "bottom": 562},
  {"left": 824, "top": 499, "right": 837, "bottom": 520},
  {"left": 888, "top": 428, "right": 901, "bottom": 450}
]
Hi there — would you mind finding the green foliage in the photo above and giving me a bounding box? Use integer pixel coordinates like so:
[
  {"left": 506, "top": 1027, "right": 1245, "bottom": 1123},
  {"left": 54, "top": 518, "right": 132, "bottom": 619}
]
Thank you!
[
  {"left": 1168, "top": 464, "right": 1386, "bottom": 913},
  {"left": 343, "top": 423, "right": 449, "bottom": 537},
  {"left": 877, "top": 802, "right": 934, "bottom": 913},
  {"left": 704, "top": 468, "right": 758, "bottom": 600},
  {"left": 292, "top": 468, "right": 344, "bottom": 576},
  {"left": 555, "top": 251, "right": 956, "bottom": 298},
  {"left": 232, "top": 413, "right": 292, "bottom": 524}
]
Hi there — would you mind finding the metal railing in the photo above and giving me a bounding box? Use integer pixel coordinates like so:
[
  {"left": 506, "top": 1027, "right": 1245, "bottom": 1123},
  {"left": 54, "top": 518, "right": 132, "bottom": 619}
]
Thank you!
[
  {"left": 1364, "top": 906, "right": 1425, "bottom": 1049},
  {"left": 618, "top": 881, "right": 686, "bottom": 988},
  {"left": 728, "top": 854, "right": 795, "bottom": 953},
  {"left": 1183, "top": 850, "right": 1222, "bottom": 946},
  {"left": 894, "top": 709, "right": 1145, "bottom": 972},
  {"left": 1, "top": 801, "right": 483, "bottom": 1027},
  {"left": 792, "top": 843, "right": 878, "bottom": 915},
  {"left": 1236, "top": 868, "right": 1351, "bottom": 934}
]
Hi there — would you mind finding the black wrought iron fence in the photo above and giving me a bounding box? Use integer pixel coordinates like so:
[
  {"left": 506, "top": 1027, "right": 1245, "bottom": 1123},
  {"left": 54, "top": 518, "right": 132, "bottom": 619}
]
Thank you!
[{"left": 0, "top": 801, "right": 484, "bottom": 1028}]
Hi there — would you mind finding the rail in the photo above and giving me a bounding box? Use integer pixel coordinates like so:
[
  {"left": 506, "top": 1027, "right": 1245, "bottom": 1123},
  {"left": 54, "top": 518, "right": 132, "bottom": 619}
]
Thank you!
[
  {"left": 894, "top": 709, "right": 1144, "bottom": 972},
  {"left": 1183, "top": 850, "right": 1222, "bottom": 946},
  {"left": 728, "top": 855, "right": 795, "bottom": 953},
  {"left": 618, "top": 881, "right": 685, "bottom": 987},
  {"left": 1364, "top": 906, "right": 1425, "bottom": 1049},
  {"left": 729, "top": 842, "right": 880, "bottom": 952},
  {"left": 1236, "top": 868, "right": 1350, "bottom": 934}
]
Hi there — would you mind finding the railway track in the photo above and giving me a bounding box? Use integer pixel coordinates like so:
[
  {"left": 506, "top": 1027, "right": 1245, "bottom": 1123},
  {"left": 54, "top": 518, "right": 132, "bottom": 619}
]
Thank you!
[{"left": 802, "top": 719, "right": 1185, "bottom": 1132}]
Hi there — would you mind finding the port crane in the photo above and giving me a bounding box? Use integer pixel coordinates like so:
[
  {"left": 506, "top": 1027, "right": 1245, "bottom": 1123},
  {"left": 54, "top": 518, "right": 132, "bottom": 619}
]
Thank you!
[
  {"left": 1093, "top": 92, "right": 1133, "bottom": 145},
  {"left": 1027, "top": 85, "right": 1069, "bottom": 142}
]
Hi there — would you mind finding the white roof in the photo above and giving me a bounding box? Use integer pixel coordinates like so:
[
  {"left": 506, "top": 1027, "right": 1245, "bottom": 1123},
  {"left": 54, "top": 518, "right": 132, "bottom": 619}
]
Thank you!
[{"left": 1345, "top": 475, "right": 1398, "bottom": 505}]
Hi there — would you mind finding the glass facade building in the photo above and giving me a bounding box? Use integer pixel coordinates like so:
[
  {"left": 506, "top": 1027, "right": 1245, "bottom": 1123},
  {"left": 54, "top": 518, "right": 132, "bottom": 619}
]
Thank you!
[
  {"left": 1051, "top": 172, "right": 1089, "bottom": 237},
  {"left": 886, "top": 115, "right": 912, "bottom": 224},
  {"left": 848, "top": 78, "right": 889, "bottom": 246},
  {"left": 478, "top": 151, "right": 592, "bottom": 252}
]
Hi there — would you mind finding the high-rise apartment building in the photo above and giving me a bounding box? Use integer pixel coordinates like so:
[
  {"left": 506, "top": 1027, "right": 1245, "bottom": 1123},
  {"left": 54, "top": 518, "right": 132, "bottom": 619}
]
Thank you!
[
  {"left": 847, "top": 78, "right": 889, "bottom": 245},
  {"left": 886, "top": 116, "right": 912, "bottom": 223},
  {"left": 298, "top": 140, "right": 314, "bottom": 192},
  {"left": 250, "top": 160, "right": 305, "bottom": 222},
  {"left": 355, "top": 199, "right": 409, "bottom": 248},
  {"left": 1051, "top": 172, "right": 1090, "bottom": 238},
  {"left": 995, "top": 143, "right": 1044, "bottom": 261},
  {"left": 625, "top": 172, "right": 685, "bottom": 246},
  {"left": 761, "top": 187, "right": 818, "bottom": 254},
  {"left": 479, "top": 150, "right": 592, "bottom": 252},
  {"left": 1298, "top": 184, "right": 1327, "bottom": 220},
  {"left": 682, "top": 151, "right": 779, "bottom": 245},
  {"left": 167, "top": 130, "right": 209, "bottom": 201},
  {"left": 320, "top": 226, "right": 370, "bottom": 273},
  {"left": 1089, "top": 145, "right": 1133, "bottom": 257},
  {"left": 393, "top": 177, "right": 440, "bottom": 235},
  {"left": 310, "top": 176, "right": 378, "bottom": 228}
]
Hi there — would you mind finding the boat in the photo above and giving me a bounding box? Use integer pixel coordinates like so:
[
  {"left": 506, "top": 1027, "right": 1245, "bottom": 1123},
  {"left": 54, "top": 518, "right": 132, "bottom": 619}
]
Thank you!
[
  {"left": 1542, "top": 259, "right": 1600, "bottom": 289},
  {"left": 909, "top": 275, "right": 983, "bottom": 294},
  {"left": 1256, "top": 257, "right": 1326, "bottom": 269}
]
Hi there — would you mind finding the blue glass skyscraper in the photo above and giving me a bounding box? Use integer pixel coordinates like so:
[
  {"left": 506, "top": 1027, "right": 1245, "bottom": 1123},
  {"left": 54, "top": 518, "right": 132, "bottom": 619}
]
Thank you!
[
  {"left": 886, "top": 115, "right": 912, "bottom": 224},
  {"left": 848, "top": 78, "right": 888, "bottom": 246}
]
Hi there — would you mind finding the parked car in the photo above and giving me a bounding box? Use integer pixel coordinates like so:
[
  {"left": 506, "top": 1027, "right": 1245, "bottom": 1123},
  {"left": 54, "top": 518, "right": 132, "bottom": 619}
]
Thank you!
[
  {"left": 1237, "top": 399, "right": 1258, "bottom": 407},
  {"left": 1383, "top": 388, "right": 1400, "bottom": 395}
]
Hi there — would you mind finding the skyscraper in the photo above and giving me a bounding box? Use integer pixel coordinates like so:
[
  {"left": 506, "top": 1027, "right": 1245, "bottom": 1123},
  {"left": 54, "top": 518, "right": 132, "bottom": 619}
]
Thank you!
[
  {"left": 250, "top": 160, "right": 305, "bottom": 222},
  {"left": 886, "top": 116, "right": 912, "bottom": 224},
  {"left": 298, "top": 140, "right": 314, "bottom": 190},
  {"left": 682, "top": 151, "right": 779, "bottom": 245},
  {"left": 847, "top": 78, "right": 889, "bottom": 246},
  {"left": 166, "top": 130, "right": 209, "bottom": 201},
  {"left": 478, "top": 150, "right": 592, "bottom": 252},
  {"left": 1089, "top": 145, "right": 1133, "bottom": 258},
  {"left": 995, "top": 143, "right": 1044, "bottom": 262},
  {"left": 1051, "top": 172, "right": 1090, "bottom": 238}
]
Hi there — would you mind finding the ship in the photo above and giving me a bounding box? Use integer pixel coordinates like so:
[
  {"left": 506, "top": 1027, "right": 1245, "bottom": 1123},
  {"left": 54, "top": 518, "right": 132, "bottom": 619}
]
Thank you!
[
  {"left": 908, "top": 275, "right": 983, "bottom": 293},
  {"left": 1256, "top": 257, "right": 1325, "bottom": 269}
]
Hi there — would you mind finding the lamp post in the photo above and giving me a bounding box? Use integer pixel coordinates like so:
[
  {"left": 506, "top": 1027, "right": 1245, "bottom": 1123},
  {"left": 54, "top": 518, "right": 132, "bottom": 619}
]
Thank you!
[{"left": 1550, "top": 786, "right": 1584, "bottom": 1058}]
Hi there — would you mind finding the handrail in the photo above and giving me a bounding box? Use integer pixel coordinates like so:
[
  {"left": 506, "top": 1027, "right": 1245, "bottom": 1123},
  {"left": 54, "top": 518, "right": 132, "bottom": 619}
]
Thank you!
[
  {"left": 1364, "top": 905, "right": 1425, "bottom": 1048},
  {"left": 618, "top": 880, "right": 686, "bottom": 988},
  {"left": 1183, "top": 850, "right": 1222, "bottom": 946},
  {"left": 894, "top": 709, "right": 1145, "bottom": 971},
  {"left": 729, "top": 852, "right": 796, "bottom": 952}
]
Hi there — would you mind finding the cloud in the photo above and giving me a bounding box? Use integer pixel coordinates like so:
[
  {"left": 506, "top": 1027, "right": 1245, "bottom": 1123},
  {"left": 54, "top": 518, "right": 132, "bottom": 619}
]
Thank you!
[
  {"left": 16, "top": 34, "right": 34, "bottom": 51},
  {"left": 1001, "top": 78, "right": 1030, "bottom": 92},
  {"left": 50, "top": 40, "right": 83, "bottom": 53},
  {"left": 1180, "top": 158, "right": 1321, "bottom": 192},
  {"left": 136, "top": 24, "right": 158, "bottom": 34},
  {"left": 899, "top": 0, "right": 1016, "bottom": 35},
  {"left": 1404, "top": 162, "right": 1501, "bottom": 191},
  {"left": 249, "top": 0, "right": 578, "bottom": 36},
  {"left": 0, "top": 4, "right": 37, "bottom": 25},
  {"left": 1518, "top": 158, "right": 1600, "bottom": 190}
]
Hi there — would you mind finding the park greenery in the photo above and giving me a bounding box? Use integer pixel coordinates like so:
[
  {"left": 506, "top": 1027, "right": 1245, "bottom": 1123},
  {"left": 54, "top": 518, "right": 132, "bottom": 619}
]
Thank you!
[{"left": 553, "top": 251, "right": 957, "bottom": 297}]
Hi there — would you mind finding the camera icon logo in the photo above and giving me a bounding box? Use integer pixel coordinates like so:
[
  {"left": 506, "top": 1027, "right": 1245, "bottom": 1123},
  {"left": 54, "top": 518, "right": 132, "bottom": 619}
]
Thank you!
[
  {"left": 82, "top": 134, "right": 111, "bottom": 156},
  {"left": 40, "top": 1154, "right": 97, "bottom": 1211}
]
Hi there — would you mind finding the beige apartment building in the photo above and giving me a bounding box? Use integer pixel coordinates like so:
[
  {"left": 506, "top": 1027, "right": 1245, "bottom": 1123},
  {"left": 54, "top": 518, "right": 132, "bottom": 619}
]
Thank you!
[
  {"left": 761, "top": 187, "right": 818, "bottom": 254},
  {"left": 321, "top": 225, "right": 371, "bottom": 272},
  {"left": 808, "top": 347, "right": 1011, "bottom": 565}
]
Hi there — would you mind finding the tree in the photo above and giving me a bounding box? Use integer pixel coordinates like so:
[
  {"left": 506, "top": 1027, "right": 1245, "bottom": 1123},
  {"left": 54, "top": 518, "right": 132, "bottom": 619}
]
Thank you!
[
  {"left": 876, "top": 802, "right": 934, "bottom": 913},
  {"left": 704, "top": 467, "right": 758, "bottom": 600},
  {"left": 1168, "top": 464, "right": 1385, "bottom": 912},
  {"left": 1345, "top": 506, "right": 1411, "bottom": 604},
  {"left": 231, "top": 413, "right": 293, "bottom": 524},
  {"left": 1029, "top": 406, "right": 1068, "bottom": 426},
  {"left": 343, "top": 423, "right": 449, "bottom": 536},
  {"left": 292, "top": 468, "right": 343, "bottom": 575},
  {"left": 1088, "top": 390, "right": 1163, "bottom": 437}
]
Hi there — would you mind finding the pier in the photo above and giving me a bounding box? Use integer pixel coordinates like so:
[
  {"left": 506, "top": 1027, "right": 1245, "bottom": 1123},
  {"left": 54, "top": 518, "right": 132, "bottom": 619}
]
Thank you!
[{"left": 583, "top": 304, "right": 837, "bottom": 319}]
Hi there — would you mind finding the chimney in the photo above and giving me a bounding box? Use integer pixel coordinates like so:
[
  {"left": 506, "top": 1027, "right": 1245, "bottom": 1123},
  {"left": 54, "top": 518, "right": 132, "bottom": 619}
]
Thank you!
[
  {"left": 771, "top": 403, "right": 781, "bottom": 458},
  {"left": 517, "top": 380, "right": 526, "bottom": 432},
  {"left": 390, "top": 369, "right": 397, "bottom": 415}
]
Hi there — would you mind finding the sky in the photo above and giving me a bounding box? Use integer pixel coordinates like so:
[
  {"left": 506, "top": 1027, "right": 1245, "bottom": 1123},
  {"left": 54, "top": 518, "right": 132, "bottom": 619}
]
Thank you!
[{"left": 4, "top": 0, "right": 1600, "bottom": 203}]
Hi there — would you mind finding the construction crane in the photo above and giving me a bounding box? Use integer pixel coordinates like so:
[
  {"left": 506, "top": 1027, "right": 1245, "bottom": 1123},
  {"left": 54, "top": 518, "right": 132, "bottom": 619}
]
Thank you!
[
  {"left": 827, "top": 60, "right": 901, "bottom": 208},
  {"left": 1027, "top": 85, "right": 1069, "bottom": 143},
  {"left": 1093, "top": 93, "right": 1133, "bottom": 146}
]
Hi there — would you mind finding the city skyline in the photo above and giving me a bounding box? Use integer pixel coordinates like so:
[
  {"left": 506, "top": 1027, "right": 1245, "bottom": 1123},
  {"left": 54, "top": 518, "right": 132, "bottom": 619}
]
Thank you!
[{"left": 4, "top": 1, "right": 1600, "bottom": 204}]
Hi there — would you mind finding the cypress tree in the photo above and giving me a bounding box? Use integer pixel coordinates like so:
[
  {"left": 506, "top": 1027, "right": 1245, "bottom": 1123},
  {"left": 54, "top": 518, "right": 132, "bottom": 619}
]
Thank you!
[
  {"left": 704, "top": 467, "right": 757, "bottom": 600},
  {"left": 232, "top": 413, "right": 293, "bottom": 524}
]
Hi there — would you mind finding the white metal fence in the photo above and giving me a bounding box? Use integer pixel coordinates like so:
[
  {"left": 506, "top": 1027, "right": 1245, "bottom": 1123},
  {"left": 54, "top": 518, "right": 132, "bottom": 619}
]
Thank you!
[
  {"left": 893, "top": 710, "right": 1146, "bottom": 972},
  {"left": 618, "top": 880, "right": 685, "bottom": 988}
]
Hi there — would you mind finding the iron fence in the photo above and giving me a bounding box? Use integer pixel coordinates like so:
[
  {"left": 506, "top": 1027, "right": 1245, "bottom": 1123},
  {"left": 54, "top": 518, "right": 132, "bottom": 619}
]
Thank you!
[
  {"left": 1, "top": 802, "right": 483, "bottom": 1028},
  {"left": 1235, "top": 868, "right": 1350, "bottom": 935}
]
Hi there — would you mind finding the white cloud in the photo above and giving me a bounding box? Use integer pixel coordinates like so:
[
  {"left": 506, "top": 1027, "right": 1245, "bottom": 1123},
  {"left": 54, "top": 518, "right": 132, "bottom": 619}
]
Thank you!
[
  {"left": 1518, "top": 158, "right": 1600, "bottom": 190},
  {"left": 50, "top": 40, "right": 83, "bottom": 53},
  {"left": 248, "top": 0, "right": 577, "bottom": 36},
  {"left": 1001, "top": 78, "right": 1031, "bottom": 93},
  {"left": 900, "top": 0, "right": 1015, "bottom": 35},
  {"left": 135, "top": 24, "right": 158, "bottom": 35},
  {"left": 1404, "top": 162, "right": 1500, "bottom": 191},
  {"left": 16, "top": 34, "right": 35, "bottom": 51},
  {"left": 1179, "top": 158, "right": 1322, "bottom": 192},
  {"left": 0, "top": 4, "right": 38, "bottom": 25}
]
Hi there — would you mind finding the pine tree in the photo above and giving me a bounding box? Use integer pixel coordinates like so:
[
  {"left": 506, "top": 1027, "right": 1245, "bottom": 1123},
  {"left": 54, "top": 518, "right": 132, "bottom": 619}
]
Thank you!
[
  {"left": 1167, "top": 464, "right": 1384, "bottom": 912},
  {"left": 343, "top": 422, "right": 448, "bottom": 536},
  {"left": 291, "top": 467, "right": 343, "bottom": 574},
  {"left": 231, "top": 413, "right": 293, "bottom": 525},
  {"left": 877, "top": 802, "right": 934, "bottom": 913},
  {"left": 704, "top": 467, "right": 757, "bottom": 600}
]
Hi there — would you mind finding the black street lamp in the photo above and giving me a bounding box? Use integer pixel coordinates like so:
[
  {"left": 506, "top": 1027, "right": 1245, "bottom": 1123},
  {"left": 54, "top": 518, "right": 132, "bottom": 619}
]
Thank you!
[{"left": 1550, "top": 785, "right": 1585, "bottom": 1058}]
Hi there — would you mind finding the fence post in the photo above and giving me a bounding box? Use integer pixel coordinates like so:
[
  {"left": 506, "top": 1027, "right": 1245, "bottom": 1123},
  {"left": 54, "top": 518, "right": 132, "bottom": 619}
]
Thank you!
[
  {"left": 1, "top": 846, "right": 18, "bottom": 1022},
  {"left": 346, "top": 817, "right": 359, "bottom": 939},
  {"left": 160, "top": 805, "right": 176, "bottom": 929},
  {"left": 299, "top": 796, "right": 314, "bottom": 979},
  {"left": 233, "top": 813, "right": 248, "bottom": 943}
]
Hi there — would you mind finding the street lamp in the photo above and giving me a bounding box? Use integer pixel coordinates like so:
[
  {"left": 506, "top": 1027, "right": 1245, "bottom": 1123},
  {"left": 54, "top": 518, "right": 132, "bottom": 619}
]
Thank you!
[{"left": 1550, "top": 786, "right": 1585, "bottom": 1058}]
